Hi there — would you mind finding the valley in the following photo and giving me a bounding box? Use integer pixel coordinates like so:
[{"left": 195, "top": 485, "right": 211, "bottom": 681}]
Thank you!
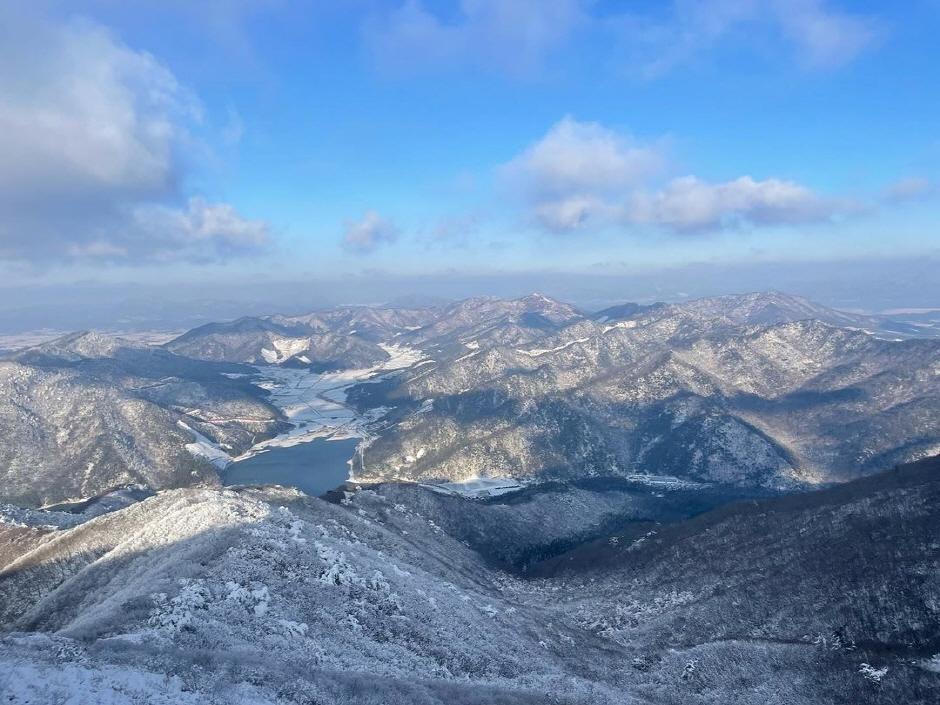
[
  {"left": 3, "top": 291, "right": 939, "bottom": 507},
  {"left": 1, "top": 291, "right": 938, "bottom": 704},
  {"left": 5, "top": 6, "right": 937, "bottom": 701}
]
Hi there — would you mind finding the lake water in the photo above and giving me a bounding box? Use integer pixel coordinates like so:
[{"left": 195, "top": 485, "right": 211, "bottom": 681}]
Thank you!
[{"left": 223, "top": 437, "right": 358, "bottom": 497}]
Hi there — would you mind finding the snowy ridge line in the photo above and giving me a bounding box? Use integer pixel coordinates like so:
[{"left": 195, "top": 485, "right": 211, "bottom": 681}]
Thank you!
[
  {"left": 603, "top": 320, "right": 638, "bottom": 333},
  {"left": 454, "top": 349, "right": 481, "bottom": 363},
  {"left": 517, "top": 337, "right": 591, "bottom": 357},
  {"left": 0, "top": 503, "right": 84, "bottom": 530}
]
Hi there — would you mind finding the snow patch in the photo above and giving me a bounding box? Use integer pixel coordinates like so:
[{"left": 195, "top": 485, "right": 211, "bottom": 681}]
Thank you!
[
  {"left": 260, "top": 347, "right": 278, "bottom": 364},
  {"left": 603, "top": 320, "right": 637, "bottom": 333},
  {"left": 421, "top": 477, "right": 524, "bottom": 499},
  {"left": 238, "top": 344, "right": 427, "bottom": 459},
  {"left": 177, "top": 421, "right": 233, "bottom": 469},
  {"left": 517, "top": 337, "right": 591, "bottom": 357}
]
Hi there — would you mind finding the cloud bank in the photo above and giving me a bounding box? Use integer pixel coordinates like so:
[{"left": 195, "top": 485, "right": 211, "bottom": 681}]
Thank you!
[
  {"left": 0, "top": 7, "right": 269, "bottom": 264},
  {"left": 883, "top": 177, "right": 934, "bottom": 204},
  {"left": 502, "top": 117, "right": 845, "bottom": 234}
]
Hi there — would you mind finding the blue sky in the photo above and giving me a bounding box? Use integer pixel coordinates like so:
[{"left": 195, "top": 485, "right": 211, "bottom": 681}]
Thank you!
[{"left": 1, "top": 0, "right": 939, "bottom": 299}]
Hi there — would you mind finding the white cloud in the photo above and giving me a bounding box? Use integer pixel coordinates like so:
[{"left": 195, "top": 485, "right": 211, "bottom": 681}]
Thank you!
[
  {"left": 502, "top": 117, "right": 665, "bottom": 200},
  {"left": 364, "top": 0, "right": 587, "bottom": 75},
  {"left": 46, "top": 198, "right": 270, "bottom": 263},
  {"left": 0, "top": 7, "right": 269, "bottom": 263},
  {"left": 364, "top": 1, "right": 879, "bottom": 79},
  {"left": 774, "top": 0, "right": 880, "bottom": 69},
  {"left": 0, "top": 11, "right": 192, "bottom": 204},
  {"left": 503, "top": 118, "right": 844, "bottom": 234},
  {"left": 883, "top": 177, "right": 933, "bottom": 204},
  {"left": 614, "top": 0, "right": 880, "bottom": 78},
  {"left": 342, "top": 211, "right": 400, "bottom": 253},
  {"left": 531, "top": 195, "right": 612, "bottom": 232},
  {"left": 501, "top": 117, "right": 666, "bottom": 231},
  {"left": 628, "top": 176, "right": 835, "bottom": 231},
  {"left": 132, "top": 198, "right": 271, "bottom": 260}
]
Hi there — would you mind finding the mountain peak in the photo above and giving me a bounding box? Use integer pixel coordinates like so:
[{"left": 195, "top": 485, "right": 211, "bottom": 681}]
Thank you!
[
  {"left": 660, "top": 291, "right": 871, "bottom": 330},
  {"left": 513, "top": 292, "right": 578, "bottom": 312},
  {"left": 27, "top": 330, "right": 132, "bottom": 361},
  {"left": 518, "top": 292, "right": 556, "bottom": 304}
]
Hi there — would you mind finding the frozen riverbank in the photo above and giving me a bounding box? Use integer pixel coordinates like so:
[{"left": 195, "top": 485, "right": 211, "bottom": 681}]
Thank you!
[
  {"left": 180, "top": 344, "right": 426, "bottom": 475},
  {"left": 240, "top": 344, "right": 426, "bottom": 456}
]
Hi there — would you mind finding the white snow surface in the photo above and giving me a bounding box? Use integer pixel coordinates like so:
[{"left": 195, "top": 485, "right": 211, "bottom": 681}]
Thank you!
[
  {"left": 237, "top": 344, "right": 426, "bottom": 458},
  {"left": 178, "top": 421, "right": 233, "bottom": 469},
  {"left": 422, "top": 477, "right": 524, "bottom": 499},
  {"left": 602, "top": 320, "right": 637, "bottom": 333},
  {"left": 1, "top": 634, "right": 274, "bottom": 705},
  {"left": 517, "top": 337, "right": 591, "bottom": 357},
  {"left": 0, "top": 486, "right": 641, "bottom": 704}
]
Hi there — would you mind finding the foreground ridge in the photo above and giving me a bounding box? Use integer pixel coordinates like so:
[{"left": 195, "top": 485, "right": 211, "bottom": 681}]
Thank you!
[{"left": 2, "top": 456, "right": 938, "bottom": 704}]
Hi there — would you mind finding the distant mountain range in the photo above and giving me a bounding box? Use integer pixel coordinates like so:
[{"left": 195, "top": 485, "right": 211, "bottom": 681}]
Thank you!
[
  {"left": 159, "top": 290, "right": 900, "bottom": 372},
  {"left": 350, "top": 291, "right": 940, "bottom": 489},
  {"left": 1, "top": 291, "right": 938, "bottom": 507}
]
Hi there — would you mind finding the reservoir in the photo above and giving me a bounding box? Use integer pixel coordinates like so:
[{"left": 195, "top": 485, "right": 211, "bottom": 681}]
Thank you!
[{"left": 223, "top": 437, "right": 359, "bottom": 497}]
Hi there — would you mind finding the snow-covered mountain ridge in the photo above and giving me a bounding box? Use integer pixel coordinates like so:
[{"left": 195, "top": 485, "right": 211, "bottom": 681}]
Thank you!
[
  {"left": 2, "top": 291, "right": 938, "bottom": 506},
  {"left": 2, "top": 455, "right": 938, "bottom": 704},
  {"left": 0, "top": 336, "right": 288, "bottom": 506},
  {"left": 350, "top": 295, "right": 940, "bottom": 489}
]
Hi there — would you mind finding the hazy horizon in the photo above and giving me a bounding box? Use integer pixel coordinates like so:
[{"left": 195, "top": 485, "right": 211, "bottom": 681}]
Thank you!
[{"left": 0, "top": 253, "right": 936, "bottom": 335}]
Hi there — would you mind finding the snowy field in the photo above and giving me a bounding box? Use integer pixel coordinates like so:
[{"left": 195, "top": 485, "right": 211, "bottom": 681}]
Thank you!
[
  {"left": 421, "top": 477, "right": 525, "bottom": 499},
  {"left": 621, "top": 474, "right": 708, "bottom": 489},
  {"left": 178, "top": 421, "right": 232, "bottom": 469},
  {"left": 181, "top": 345, "right": 426, "bottom": 469},
  {"left": 236, "top": 344, "right": 425, "bottom": 459}
]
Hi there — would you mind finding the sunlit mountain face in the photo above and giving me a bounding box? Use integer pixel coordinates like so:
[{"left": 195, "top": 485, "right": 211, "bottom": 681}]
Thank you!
[{"left": 2, "top": 2, "right": 939, "bottom": 704}]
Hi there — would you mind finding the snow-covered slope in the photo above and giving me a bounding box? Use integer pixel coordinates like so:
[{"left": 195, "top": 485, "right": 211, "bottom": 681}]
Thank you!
[
  {"left": 0, "top": 341, "right": 287, "bottom": 506},
  {"left": 2, "top": 456, "right": 938, "bottom": 704},
  {"left": 167, "top": 319, "right": 363, "bottom": 368},
  {"left": 0, "top": 486, "right": 638, "bottom": 703},
  {"left": 5, "top": 292, "right": 938, "bottom": 505},
  {"left": 351, "top": 297, "right": 940, "bottom": 488},
  {"left": 397, "top": 293, "right": 584, "bottom": 351},
  {"left": 164, "top": 310, "right": 426, "bottom": 370}
]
